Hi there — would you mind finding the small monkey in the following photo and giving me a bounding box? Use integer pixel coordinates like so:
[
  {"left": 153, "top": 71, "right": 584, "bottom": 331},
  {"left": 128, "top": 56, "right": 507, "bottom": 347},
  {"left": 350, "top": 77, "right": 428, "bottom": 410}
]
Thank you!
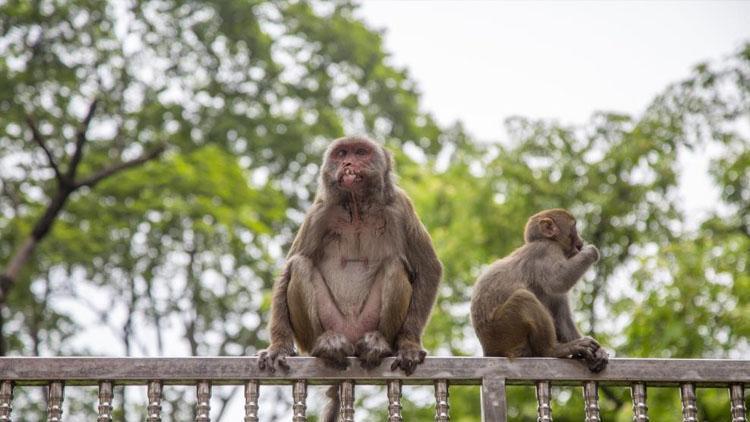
[
  {"left": 258, "top": 136, "right": 442, "bottom": 421},
  {"left": 471, "top": 208, "right": 608, "bottom": 372}
]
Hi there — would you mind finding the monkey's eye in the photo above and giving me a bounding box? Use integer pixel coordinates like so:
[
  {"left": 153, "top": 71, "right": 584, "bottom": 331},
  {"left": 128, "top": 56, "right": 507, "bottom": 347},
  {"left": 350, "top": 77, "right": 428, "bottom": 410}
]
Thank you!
[
  {"left": 336, "top": 149, "right": 347, "bottom": 158},
  {"left": 355, "top": 147, "right": 368, "bottom": 156}
]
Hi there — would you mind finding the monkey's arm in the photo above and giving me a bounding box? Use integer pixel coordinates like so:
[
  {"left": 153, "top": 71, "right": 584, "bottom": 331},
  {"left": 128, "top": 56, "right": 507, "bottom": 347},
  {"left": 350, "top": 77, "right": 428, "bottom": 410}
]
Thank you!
[
  {"left": 544, "top": 245, "right": 599, "bottom": 294},
  {"left": 392, "top": 195, "right": 442, "bottom": 373}
]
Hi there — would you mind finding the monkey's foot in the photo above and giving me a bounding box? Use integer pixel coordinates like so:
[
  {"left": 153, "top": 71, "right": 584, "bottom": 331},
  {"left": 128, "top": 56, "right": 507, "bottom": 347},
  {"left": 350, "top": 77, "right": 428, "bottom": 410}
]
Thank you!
[
  {"left": 584, "top": 347, "right": 609, "bottom": 373},
  {"left": 560, "top": 336, "right": 600, "bottom": 361},
  {"left": 312, "top": 331, "right": 355, "bottom": 369},
  {"left": 257, "top": 344, "right": 296, "bottom": 373},
  {"left": 390, "top": 341, "right": 427, "bottom": 375},
  {"left": 355, "top": 331, "right": 393, "bottom": 369}
]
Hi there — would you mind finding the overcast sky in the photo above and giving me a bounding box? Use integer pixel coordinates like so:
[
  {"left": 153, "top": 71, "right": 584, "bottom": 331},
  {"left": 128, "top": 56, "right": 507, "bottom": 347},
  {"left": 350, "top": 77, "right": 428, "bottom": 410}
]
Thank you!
[{"left": 357, "top": 1, "right": 750, "bottom": 141}]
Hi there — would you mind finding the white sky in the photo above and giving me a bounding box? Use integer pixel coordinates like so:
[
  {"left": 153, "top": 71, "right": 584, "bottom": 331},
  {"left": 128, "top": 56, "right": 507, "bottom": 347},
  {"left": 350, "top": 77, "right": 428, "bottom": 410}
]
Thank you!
[{"left": 358, "top": 0, "right": 750, "bottom": 141}]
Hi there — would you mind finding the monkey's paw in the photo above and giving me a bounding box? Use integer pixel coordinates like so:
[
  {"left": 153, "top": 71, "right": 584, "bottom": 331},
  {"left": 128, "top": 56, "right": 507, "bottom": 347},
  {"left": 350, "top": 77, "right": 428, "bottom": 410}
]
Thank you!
[
  {"left": 585, "top": 347, "right": 609, "bottom": 373},
  {"left": 583, "top": 245, "right": 600, "bottom": 262},
  {"left": 257, "top": 344, "right": 296, "bottom": 373},
  {"left": 569, "top": 336, "right": 600, "bottom": 361},
  {"left": 355, "top": 331, "right": 393, "bottom": 369},
  {"left": 390, "top": 342, "right": 427, "bottom": 375},
  {"left": 312, "top": 331, "right": 355, "bottom": 370}
]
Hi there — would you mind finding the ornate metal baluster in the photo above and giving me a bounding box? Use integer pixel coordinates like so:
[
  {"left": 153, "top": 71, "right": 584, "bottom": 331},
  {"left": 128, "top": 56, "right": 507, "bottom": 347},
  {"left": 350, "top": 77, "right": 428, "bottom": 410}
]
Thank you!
[
  {"left": 630, "top": 383, "right": 649, "bottom": 422},
  {"left": 195, "top": 381, "right": 211, "bottom": 422},
  {"left": 147, "top": 381, "right": 163, "bottom": 422},
  {"left": 339, "top": 381, "right": 355, "bottom": 422},
  {"left": 387, "top": 380, "right": 403, "bottom": 422},
  {"left": 97, "top": 381, "right": 114, "bottom": 422},
  {"left": 535, "top": 381, "right": 552, "bottom": 422},
  {"left": 292, "top": 380, "right": 307, "bottom": 422},
  {"left": 730, "top": 384, "right": 746, "bottom": 422},
  {"left": 680, "top": 383, "right": 698, "bottom": 422},
  {"left": 583, "top": 381, "right": 600, "bottom": 422},
  {"left": 434, "top": 380, "right": 450, "bottom": 422},
  {"left": 0, "top": 381, "right": 13, "bottom": 422},
  {"left": 244, "top": 380, "right": 259, "bottom": 422},
  {"left": 47, "top": 381, "right": 64, "bottom": 422}
]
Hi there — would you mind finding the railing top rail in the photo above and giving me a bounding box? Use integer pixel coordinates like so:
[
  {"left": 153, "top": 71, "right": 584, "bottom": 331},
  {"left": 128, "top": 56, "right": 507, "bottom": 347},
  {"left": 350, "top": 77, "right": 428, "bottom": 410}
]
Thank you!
[{"left": 1, "top": 357, "right": 748, "bottom": 387}]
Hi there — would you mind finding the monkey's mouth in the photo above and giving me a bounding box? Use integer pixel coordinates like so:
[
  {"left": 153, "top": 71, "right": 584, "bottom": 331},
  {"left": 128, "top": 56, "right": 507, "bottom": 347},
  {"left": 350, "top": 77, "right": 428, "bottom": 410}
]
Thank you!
[{"left": 339, "top": 167, "right": 363, "bottom": 188}]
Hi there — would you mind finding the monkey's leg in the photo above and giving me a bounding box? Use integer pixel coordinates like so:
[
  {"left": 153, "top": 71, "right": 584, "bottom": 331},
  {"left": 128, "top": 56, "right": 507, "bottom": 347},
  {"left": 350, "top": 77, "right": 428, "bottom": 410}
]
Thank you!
[
  {"left": 355, "top": 258, "right": 412, "bottom": 368},
  {"left": 286, "top": 256, "right": 326, "bottom": 354},
  {"left": 482, "top": 289, "right": 554, "bottom": 357}
]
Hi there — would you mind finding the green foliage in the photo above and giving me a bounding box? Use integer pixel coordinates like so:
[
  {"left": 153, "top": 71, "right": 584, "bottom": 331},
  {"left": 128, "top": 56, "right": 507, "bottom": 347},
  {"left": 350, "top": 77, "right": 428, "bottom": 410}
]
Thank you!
[{"left": 1, "top": 0, "right": 748, "bottom": 420}]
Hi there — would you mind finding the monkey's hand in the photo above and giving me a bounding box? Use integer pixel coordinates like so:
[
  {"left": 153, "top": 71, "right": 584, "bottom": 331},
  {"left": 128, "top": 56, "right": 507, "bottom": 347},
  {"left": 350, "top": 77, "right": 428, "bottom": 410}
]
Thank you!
[
  {"left": 257, "top": 343, "right": 296, "bottom": 373},
  {"left": 582, "top": 245, "right": 600, "bottom": 263},
  {"left": 391, "top": 340, "right": 427, "bottom": 375}
]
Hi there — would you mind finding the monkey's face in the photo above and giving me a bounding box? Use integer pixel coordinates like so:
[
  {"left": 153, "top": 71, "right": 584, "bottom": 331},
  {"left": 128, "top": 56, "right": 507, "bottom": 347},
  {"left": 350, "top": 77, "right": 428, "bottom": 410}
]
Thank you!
[
  {"left": 328, "top": 141, "right": 380, "bottom": 192},
  {"left": 565, "top": 222, "right": 585, "bottom": 257}
]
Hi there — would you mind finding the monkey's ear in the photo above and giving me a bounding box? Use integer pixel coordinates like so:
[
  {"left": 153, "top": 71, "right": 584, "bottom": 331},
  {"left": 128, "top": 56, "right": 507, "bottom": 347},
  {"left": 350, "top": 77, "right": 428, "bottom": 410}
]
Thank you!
[{"left": 538, "top": 218, "right": 559, "bottom": 238}]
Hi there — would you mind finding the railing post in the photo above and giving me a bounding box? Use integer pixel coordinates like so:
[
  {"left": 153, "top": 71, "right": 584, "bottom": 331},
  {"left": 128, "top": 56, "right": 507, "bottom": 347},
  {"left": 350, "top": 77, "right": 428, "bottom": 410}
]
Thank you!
[
  {"left": 339, "top": 380, "right": 355, "bottom": 422},
  {"left": 97, "top": 381, "right": 114, "bottom": 422},
  {"left": 481, "top": 376, "right": 507, "bottom": 422},
  {"left": 387, "top": 380, "right": 403, "bottom": 422},
  {"left": 0, "top": 381, "right": 12, "bottom": 422},
  {"left": 730, "top": 384, "right": 746, "bottom": 422},
  {"left": 434, "top": 379, "right": 450, "bottom": 421},
  {"left": 680, "top": 383, "right": 697, "bottom": 422},
  {"left": 147, "top": 380, "right": 163, "bottom": 422},
  {"left": 196, "top": 381, "right": 211, "bottom": 422},
  {"left": 292, "top": 380, "right": 307, "bottom": 422},
  {"left": 47, "top": 381, "right": 64, "bottom": 422},
  {"left": 630, "top": 383, "right": 649, "bottom": 422},
  {"left": 535, "top": 381, "right": 552, "bottom": 422},
  {"left": 244, "top": 380, "right": 259, "bottom": 422},
  {"left": 583, "top": 381, "right": 600, "bottom": 422}
]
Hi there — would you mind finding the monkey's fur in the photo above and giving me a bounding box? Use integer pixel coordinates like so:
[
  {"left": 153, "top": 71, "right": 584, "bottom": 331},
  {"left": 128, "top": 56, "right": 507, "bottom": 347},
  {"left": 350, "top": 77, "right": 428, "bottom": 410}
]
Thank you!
[
  {"left": 258, "top": 136, "right": 442, "bottom": 421},
  {"left": 471, "top": 209, "right": 608, "bottom": 372}
]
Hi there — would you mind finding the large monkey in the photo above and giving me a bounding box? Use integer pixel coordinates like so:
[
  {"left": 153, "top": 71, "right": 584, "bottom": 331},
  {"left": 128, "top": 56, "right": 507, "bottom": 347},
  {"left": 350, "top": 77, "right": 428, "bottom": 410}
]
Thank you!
[
  {"left": 258, "top": 136, "right": 442, "bottom": 418},
  {"left": 470, "top": 209, "right": 608, "bottom": 372}
]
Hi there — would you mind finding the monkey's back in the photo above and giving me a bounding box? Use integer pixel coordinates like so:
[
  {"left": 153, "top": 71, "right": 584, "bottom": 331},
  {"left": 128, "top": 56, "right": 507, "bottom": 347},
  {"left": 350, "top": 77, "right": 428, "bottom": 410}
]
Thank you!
[{"left": 470, "top": 247, "right": 527, "bottom": 335}]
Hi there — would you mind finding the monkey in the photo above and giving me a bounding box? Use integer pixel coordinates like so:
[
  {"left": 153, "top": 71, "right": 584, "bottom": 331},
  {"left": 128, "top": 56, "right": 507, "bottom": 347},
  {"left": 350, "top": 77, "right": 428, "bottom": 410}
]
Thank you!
[
  {"left": 257, "top": 136, "right": 442, "bottom": 420},
  {"left": 470, "top": 208, "right": 608, "bottom": 372}
]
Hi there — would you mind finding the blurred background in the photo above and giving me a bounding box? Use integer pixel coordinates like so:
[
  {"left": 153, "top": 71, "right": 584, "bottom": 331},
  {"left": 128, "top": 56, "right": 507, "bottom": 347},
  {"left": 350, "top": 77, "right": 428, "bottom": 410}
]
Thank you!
[{"left": 0, "top": 0, "right": 748, "bottom": 420}]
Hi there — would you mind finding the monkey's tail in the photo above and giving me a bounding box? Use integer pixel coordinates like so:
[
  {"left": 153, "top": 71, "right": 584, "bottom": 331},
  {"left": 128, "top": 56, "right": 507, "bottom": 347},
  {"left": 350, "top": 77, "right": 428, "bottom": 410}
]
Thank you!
[{"left": 322, "top": 384, "right": 340, "bottom": 422}]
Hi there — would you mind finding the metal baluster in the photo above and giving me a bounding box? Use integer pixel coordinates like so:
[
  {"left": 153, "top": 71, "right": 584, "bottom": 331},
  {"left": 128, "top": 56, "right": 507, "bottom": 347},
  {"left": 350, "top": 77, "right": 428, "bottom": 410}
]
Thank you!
[
  {"left": 730, "top": 384, "right": 746, "bottom": 422},
  {"left": 387, "top": 380, "right": 403, "bottom": 422},
  {"left": 339, "top": 381, "right": 355, "bottom": 422},
  {"left": 196, "top": 381, "right": 211, "bottom": 422},
  {"left": 47, "top": 381, "right": 64, "bottom": 422},
  {"left": 292, "top": 380, "right": 307, "bottom": 422},
  {"left": 0, "top": 381, "right": 12, "bottom": 422},
  {"left": 680, "top": 383, "right": 698, "bottom": 422},
  {"left": 583, "top": 381, "right": 600, "bottom": 422},
  {"left": 146, "top": 381, "right": 163, "bottom": 422},
  {"left": 97, "top": 381, "right": 114, "bottom": 422},
  {"left": 434, "top": 380, "right": 450, "bottom": 422},
  {"left": 535, "top": 381, "right": 552, "bottom": 422},
  {"left": 244, "top": 381, "right": 259, "bottom": 422},
  {"left": 630, "top": 383, "right": 649, "bottom": 422}
]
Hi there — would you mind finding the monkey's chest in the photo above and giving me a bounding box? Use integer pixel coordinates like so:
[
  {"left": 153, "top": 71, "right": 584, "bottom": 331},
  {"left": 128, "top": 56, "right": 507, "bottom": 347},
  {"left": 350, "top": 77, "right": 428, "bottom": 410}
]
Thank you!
[{"left": 319, "top": 221, "right": 393, "bottom": 317}]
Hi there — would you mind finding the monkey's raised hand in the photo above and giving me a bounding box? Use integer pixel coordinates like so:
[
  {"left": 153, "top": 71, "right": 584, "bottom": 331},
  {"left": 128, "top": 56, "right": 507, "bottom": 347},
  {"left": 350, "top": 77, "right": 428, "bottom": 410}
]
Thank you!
[{"left": 257, "top": 344, "right": 296, "bottom": 373}]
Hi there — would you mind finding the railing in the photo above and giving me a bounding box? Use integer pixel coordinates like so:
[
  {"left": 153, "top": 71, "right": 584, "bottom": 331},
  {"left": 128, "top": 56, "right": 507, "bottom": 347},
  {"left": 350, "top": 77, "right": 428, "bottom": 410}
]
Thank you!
[{"left": 0, "top": 357, "right": 748, "bottom": 421}]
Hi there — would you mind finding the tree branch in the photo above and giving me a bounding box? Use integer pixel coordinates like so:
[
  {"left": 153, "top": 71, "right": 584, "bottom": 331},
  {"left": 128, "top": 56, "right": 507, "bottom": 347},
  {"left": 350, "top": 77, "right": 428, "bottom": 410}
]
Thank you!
[
  {"left": 75, "top": 144, "right": 166, "bottom": 188},
  {"left": 25, "top": 115, "right": 63, "bottom": 182},
  {"left": 67, "top": 98, "right": 98, "bottom": 179}
]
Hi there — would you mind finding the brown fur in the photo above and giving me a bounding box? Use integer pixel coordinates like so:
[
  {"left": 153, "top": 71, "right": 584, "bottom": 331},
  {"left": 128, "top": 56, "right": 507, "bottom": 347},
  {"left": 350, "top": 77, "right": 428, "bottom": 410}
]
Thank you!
[
  {"left": 258, "top": 136, "right": 442, "bottom": 420},
  {"left": 470, "top": 209, "right": 608, "bottom": 372}
]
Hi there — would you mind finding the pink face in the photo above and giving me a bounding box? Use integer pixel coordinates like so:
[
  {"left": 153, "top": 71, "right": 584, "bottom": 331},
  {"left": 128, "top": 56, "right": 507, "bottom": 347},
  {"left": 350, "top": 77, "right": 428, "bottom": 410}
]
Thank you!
[{"left": 330, "top": 142, "right": 374, "bottom": 190}]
